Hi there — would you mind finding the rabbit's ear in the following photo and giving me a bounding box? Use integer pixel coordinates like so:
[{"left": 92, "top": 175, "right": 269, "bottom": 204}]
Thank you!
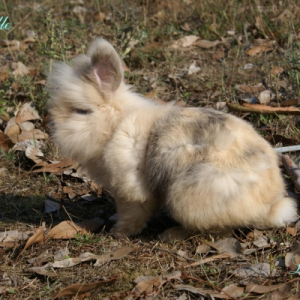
[{"left": 87, "top": 38, "right": 123, "bottom": 92}]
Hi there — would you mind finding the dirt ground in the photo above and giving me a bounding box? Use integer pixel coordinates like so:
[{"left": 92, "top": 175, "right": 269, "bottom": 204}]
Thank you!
[{"left": 1, "top": 0, "right": 300, "bottom": 299}]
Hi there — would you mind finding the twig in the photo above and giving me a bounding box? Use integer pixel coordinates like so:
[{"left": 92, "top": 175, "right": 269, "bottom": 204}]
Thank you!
[
  {"left": 182, "top": 275, "right": 234, "bottom": 299},
  {"left": 226, "top": 101, "right": 300, "bottom": 115},
  {"left": 274, "top": 145, "right": 300, "bottom": 153},
  {"left": 282, "top": 155, "right": 300, "bottom": 191},
  {"left": 184, "top": 253, "right": 231, "bottom": 268}
]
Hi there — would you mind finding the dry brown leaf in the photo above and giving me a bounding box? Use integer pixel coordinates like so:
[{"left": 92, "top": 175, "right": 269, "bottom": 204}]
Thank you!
[
  {"left": 287, "top": 227, "right": 297, "bottom": 236},
  {"left": 63, "top": 186, "right": 77, "bottom": 199},
  {"left": 236, "top": 83, "right": 265, "bottom": 93},
  {"left": 15, "top": 102, "right": 40, "bottom": 123},
  {"left": 213, "top": 238, "right": 243, "bottom": 258},
  {"left": 194, "top": 39, "right": 221, "bottom": 48},
  {"left": 246, "top": 46, "right": 273, "bottom": 56},
  {"left": 0, "top": 132, "right": 13, "bottom": 152},
  {"left": 169, "top": 35, "right": 199, "bottom": 50},
  {"left": 175, "top": 284, "right": 229, "bottom": 299},
  {"left": 18, "top": 121, "right": 35, "bottom": 132},
  {"left": 12, "top": 62, "right": 30, "bottom": 77},
  {"left": 213, "top": 49, "right": 225, "bottom": 61},
  {"left": 94, "top": 246, "right": 133, "bottom": 266},
  {"left": 10, "top": 129, "right": 48, "bottom": 143},
  {"left": 222, "top": 284, "right": 244, "bottom": 297},
  {"left": 132, "top": 275, "right": 162, "bottom": 297},
  {"left": 196, "top": 243, "right": 211, "bottom": 254},
  {"left": 32, "top": 158, "right": 78, "bottom": 174},
  {"left": 46, "top": 218, "right": 104, "bottom": 240},
  {"left": 16, "top": 228, "right": 44, "bottom": 260},
  {"left": 4, "top": 117, "right": 20, "bottom": 137},
  {"left": 46, "top": 221, "right": 89, "bottom": 239},
  {"left": 0, "top": 68, "right": 9, "bottom": 82},
  {"left": 245, "top": 283, "right": 285, "bottom": 294},
  {"left": 272, "top": 66, "right": 284, "bottom": 76},
  {"left": 54, "top": 278, "right": 116, "bottom": 299}
]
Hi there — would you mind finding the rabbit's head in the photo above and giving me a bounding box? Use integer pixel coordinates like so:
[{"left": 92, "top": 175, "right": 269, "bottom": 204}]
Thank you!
[{"left": 47, "top": 39, "right": 124, "bottom": 163}]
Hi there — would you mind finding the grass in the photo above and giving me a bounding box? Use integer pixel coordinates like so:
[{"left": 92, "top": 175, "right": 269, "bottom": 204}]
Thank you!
[{"left": 0, "top": 0, "right": 300, "bottom": 299}]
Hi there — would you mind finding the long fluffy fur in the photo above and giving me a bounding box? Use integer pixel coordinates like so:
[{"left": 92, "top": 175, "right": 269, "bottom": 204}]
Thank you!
[{"left": 47, "top": 38, "right": 298, "bottom": 236}]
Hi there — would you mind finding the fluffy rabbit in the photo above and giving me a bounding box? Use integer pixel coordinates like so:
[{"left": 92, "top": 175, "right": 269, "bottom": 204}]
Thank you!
[{"left": 47, "top": 38, "right": 298, "bottom": 237}]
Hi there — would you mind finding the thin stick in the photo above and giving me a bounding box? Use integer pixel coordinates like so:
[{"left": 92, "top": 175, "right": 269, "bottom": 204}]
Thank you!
[
  {"left": 184, "top": 253, "right": 231, "bottom": 268},
  {"left": 282, "top": 155, "right": 300, "bottom": 191},
  {"left": 274, "top": 145, "right": 300, "bottom": 153},
  {"left": 226, "top": 101, "right": 300, "bottom": 115}
]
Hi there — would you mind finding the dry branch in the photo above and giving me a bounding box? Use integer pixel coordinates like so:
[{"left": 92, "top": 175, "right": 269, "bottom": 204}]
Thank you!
[
  {"left": 226, "top": 101, "right": 300, "bottom": 115},
  {"left": 282, "top": 155, "right": 300, "bottom": 191}
]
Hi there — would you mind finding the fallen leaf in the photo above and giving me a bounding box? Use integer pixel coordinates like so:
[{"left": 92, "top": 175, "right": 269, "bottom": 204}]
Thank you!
[
  {"left": 18, "top": 121, "right": 35, "bottom": 131},
  {"left": 246, "top": 46, "right": 273, "bottom": 56},
  {"left": 10, "top": 129, "right": 48, "bottom": 143},
  {"left": 236, "top": 83, "right": 265, "bottom": 93},
  {"left": 63, "top": 186, "right": 77, "bottom": 199},
  {"left": 54, "top": 246, "right": 70, "bottom": 261},
  {"left": 222, "top": 284, "right": 244, "bottom": 297},
  {"left": 15, "top": 102, "right": 40, "bottom": 123},
  {"left": 12, "top": 61, "right": 29, "bottom": 77},
  {"left": 94, "top": 246, "right": 134, "bottom": 266},
  {"left": 46, "top": 218, "right": 104, "bottom": 240},
  {"left": 169, "top": 35, "right": 199, "bottom": 50},
  {"left": 0, "top": 67, "right": 9, "bottom": 82},
  {"left": 46, "top": 221, "right": 90, "bottom": 239},
  {"left": 17, "top": 228, "right": 44, "bottom": 260},
  {"left": 287, "top": 227, "right": 297, "bottom": 236},
  {"left": 245, "top": 283, "right": 285, "bottom": 294},
  {"left": 132, "top": 275, "right": 162, "bottom": 297},
  {"left": 214, "top": 237, "right": 243, "bottom": 258},
  {"left": 0, "top": 132, "right": 13, "bottom": 152},
  {"left": 213, "top": 49, "right": 226, "bottom": 61},
  {"left": 253, "top": 235, "right": 269, "bottom": 248},
  {"left": 25, "top": 145, "right": 45, "bottom": 165},
  {"left": 258, "top": 90, "right": 272, "bottom": 105},
  {"left": 194, "top": 39, "right": 221, "bottom": 49},
  {"left": 4, "top": 117, "right": 20, "bottom": 137},
  {"left": 175, "top": 284, "right": 229, "bottom": 299},
  {"left": 196, "top": 243, "right": 211, "bottom": 254},
  {"left": 233, "top": 263, "right": 275, "bottom": 278},
  {"left": 272, "top": 66, "right": 284, "bottom": 76},
  {"left": 0, "top": 230, "right": 29, "bottom": 242},
  {"left": 53, "top": 278, "right": 116, "bottom": 299},
  {"left": 32, "top": 158, "right": 78, "bottom": 174}
]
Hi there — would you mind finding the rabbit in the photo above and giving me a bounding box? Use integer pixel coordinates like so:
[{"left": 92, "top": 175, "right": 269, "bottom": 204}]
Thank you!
[{"left": 47, "top": 38, "right": 298, "bottom": 237}]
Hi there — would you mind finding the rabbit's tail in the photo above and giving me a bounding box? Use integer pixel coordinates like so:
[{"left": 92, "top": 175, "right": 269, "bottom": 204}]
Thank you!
[{"left": 268, "top": 197, "right": 298, "bottom": 227}]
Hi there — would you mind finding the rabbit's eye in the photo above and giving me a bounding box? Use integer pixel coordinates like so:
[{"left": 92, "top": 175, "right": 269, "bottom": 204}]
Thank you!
[{"left": 76, "top": 109, "right": 90, "bottom": 115}]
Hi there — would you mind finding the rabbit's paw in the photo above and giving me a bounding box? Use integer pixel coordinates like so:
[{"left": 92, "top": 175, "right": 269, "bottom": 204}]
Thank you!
[
  {"left": 110, "top": 222, "right": 145, "bottom": 237},
  {"left": 159, "top": 226, "right": 190, "bottom": 242}
]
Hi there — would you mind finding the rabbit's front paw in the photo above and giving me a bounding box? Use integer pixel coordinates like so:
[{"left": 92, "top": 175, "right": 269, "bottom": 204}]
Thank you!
[{"left": 110, "top": 222, "right": 145, "bottom": 237}]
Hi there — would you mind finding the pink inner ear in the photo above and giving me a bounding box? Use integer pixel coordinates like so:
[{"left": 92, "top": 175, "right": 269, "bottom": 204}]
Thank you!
[{"left": 94, "top": 59, "right": 114, "bottom": 87}]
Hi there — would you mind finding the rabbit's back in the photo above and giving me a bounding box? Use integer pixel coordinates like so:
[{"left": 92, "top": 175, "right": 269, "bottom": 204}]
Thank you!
[{"left": 146, "top": 107, "right": 291, "bottom": 230}]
